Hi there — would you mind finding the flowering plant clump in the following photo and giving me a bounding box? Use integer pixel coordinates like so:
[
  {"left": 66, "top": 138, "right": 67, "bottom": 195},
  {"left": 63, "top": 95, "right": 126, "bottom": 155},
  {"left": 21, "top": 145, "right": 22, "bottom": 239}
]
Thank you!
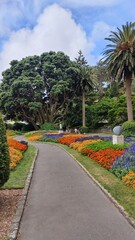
[
  {"left": 6, "top": 130, "right": 16, "bottom": 137},
  {"left": 110, "top": 143, "right": 135, "bottom": 178},
  {"left": 74, "top": 136, "right": 101, "bottom": 142},
  {"left": 88, "top": 148, "right": 125, "bottom": 169},
  {"left": 25, "top": 131, "right": 45, "bottom": 138},
  {"left": 122, "top": 172, "right": 135, "bottom": 189},
  {"left": 70, "top": 139, "right": 101, "bottom": 152},
  {"left": 70, "top": 141, "right": 82, "bottom": 149},
  {"left": 85, "top": 141, "right": 127, "bottom": 151},
  {"left": 28, "top": 134, "right": 43, "bottom": 141},
  {"left": 57, "top": 134, "right": 83, "bottom": 145},
  {"left": 7, "top": 138, "right": 28, "bottom": 151},
  {"left": 9, "top": 147, "right": 23, "bottom": 170},
  {"left": 40, "top": 133, "right": 65, "bottom": 142}
]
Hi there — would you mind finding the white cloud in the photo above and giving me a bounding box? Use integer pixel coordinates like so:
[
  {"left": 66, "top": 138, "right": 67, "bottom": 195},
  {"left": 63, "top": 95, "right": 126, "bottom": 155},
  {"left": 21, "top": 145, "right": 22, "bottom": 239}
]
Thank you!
[
  {"left": 0, "top": 0, "right": 47, "bottom": 38},
  {"left": 91, "top": 21, "right": 114, "bottom": 41},
  {"left": 0, "top": 4, "right": 94, "bottom": 78},
  {"left": 0, "top": 0, "right": 21, "bottom": 36}
]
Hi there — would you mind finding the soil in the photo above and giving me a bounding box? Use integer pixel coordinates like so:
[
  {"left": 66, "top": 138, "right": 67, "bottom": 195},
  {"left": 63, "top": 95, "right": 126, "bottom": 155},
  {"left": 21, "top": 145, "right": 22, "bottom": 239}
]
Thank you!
[{"left": 0, "top": 189, "right": 22, "bottom": 240}]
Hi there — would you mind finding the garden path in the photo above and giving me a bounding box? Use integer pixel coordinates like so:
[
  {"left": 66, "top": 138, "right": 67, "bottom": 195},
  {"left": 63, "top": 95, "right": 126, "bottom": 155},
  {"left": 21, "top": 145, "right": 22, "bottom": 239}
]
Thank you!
[{"left": 17, "top": 138, "right": 135, "bottom": 240}]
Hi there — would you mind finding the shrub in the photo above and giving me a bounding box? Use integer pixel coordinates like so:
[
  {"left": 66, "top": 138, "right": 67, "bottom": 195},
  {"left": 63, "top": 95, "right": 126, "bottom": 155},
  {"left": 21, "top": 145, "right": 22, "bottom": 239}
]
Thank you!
[
  {"left": 40, "top": 122, "right": 57, "bottom": 131},
  {"left": 121, "top": 121, "right": 135, "bottom": 137},
  {"left": 0, "top": 113, "right": 10, "bottom": 187},
  {"left": 79, "top": 126, "right": 89, "bottom": 133}
]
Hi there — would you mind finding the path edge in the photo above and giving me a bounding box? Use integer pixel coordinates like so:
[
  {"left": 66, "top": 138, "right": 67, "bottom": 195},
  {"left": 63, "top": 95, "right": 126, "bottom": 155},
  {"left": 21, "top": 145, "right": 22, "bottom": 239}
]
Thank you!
[
  {"left": 56, "top": 143, "right": 135, "bottom": 230},
  {"left": 8, "top": 146, "right": 39, "bottom": 240}
]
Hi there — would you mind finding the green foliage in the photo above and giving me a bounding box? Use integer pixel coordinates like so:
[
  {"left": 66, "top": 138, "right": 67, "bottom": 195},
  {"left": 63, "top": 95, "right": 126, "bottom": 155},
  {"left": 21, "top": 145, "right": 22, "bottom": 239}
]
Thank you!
[
  {"left": 87, "top": 97, "right": 114, "bottom": 129},
  {"left": 21, "top": 123, "right": 35, "bottom": 132},
  {"left": 40, "top": 122, "right": 57, "bottom": 130},
  {"left": 0, "top": 51, "right": 80, "bottom": 129},
  {"left": 121, "top": 121, "right": 135, "bottom": 137},
  {"left": 109, "top": 167, "right": 129, "bottom": 179},
  {"left": 108, "top": 95, "right": 127, "bottom": 127},
  {"left": 80, "top": 126, "right": 89, "bottom": 133},
  {"left": 84, "top": 141, "right": 127, "bottom": 151},
  {"left": 0, "top": 113, "right": 10, "bottom": 187},
  {"left": 87, "top": 94, "right": 135, "bottom": 129},
  {"left": 103, "top": 22, "right": 135, "bottom": 121}
]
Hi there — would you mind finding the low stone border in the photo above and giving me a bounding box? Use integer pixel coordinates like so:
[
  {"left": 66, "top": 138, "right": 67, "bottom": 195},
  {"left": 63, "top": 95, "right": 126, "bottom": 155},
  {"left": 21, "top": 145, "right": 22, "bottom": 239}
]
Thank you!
[
  {"left": 57, "top": 144, "right": 135, "bottom": 230},
  {"left": 8, "top": 147, "right": 39, "bottom": 240}
]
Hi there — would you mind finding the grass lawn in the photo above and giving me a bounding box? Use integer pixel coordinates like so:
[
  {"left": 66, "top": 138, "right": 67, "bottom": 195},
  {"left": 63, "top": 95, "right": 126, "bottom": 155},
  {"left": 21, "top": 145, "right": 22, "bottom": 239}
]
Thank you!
[
  {"left": 60, "top": 144, "right": 135, "bottom": 220},
  {"left": 3, "top": 145, "right": 36, "bottom": 189}
]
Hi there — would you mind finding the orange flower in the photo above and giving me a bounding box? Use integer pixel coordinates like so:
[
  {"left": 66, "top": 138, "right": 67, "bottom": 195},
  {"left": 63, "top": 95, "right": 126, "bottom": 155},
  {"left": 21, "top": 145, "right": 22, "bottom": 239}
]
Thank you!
[
  {"left": 57, "top": 134, "right": 83, "bottom": 145},
  {"left": 9, "top": 147, "right": 23, "bottom": 170},
  {"left": 28, "top": 135, "right": 42, "bottom": 141},
  {"left": 122, "top": 172, "right": 135, "bottom": 189},
  {"left": 7, "top": 138, "right": 28, "bottom": 151},
  {"left": 87, "top": 148, "right": 124, "bottom": 169}
]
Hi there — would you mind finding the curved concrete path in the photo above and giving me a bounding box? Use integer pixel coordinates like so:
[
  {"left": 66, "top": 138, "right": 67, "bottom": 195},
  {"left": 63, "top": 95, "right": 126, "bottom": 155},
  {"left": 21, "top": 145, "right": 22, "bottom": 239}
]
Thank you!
[{"left": 18, "top": 142, "right": 135, "bottom": 240}]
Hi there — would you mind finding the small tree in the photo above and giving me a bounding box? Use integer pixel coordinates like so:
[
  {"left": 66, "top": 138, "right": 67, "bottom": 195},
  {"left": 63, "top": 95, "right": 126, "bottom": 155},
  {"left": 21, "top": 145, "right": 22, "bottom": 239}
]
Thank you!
[{"left": 0, "top": 113, "right": 10, "bottom": 187}]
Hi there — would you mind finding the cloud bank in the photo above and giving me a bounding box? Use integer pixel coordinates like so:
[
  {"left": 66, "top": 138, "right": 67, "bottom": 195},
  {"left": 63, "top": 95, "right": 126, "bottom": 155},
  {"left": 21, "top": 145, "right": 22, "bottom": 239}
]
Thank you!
[
  {"left": 0, "top": 3, "right": 114, "bottom": 78},
  {"left": 0, "top": 4, "right": 89, "bottom": 77}
]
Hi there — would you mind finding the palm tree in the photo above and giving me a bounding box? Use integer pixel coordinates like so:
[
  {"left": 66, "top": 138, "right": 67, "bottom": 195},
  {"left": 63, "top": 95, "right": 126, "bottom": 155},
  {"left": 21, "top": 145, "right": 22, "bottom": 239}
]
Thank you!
[
  {"left": 78, "top": 66, "right": 93, "bottom": 127},
  {"left": 103, "top": 22, "right": 135, "bottom": 121},
  {"left": 75, "top": 51, "right": 93, "bottom": 127}
]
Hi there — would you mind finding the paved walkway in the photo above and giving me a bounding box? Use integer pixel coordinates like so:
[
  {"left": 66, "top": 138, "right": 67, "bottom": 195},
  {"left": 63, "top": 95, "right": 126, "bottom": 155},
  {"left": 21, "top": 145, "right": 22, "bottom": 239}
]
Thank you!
[{"left": 18, "top": 142, "right": 135, "bottom": 240}]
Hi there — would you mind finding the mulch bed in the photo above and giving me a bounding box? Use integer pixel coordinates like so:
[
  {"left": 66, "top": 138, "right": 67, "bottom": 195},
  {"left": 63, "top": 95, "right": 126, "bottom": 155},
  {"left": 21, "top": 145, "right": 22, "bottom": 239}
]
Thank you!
[{"left": 0, "top": 189, "right": 22, "bottom": 239}]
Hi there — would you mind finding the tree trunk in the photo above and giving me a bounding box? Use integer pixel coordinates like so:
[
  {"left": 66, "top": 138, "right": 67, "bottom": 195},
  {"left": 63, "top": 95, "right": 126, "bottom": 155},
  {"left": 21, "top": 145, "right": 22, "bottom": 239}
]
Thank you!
[
  {"left": 82, "top": 90, "right": 86, "bottom": 127},
  {"left": 125, "top": 77, "right": 133, "bottom": 121}
]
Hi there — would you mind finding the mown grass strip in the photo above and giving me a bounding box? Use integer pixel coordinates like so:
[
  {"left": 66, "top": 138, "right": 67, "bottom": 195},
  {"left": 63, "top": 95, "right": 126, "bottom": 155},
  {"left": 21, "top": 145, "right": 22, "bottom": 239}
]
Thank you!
[
  {"left": 60, "top": 144, "right": 135, "bottom": 220},
  {"left": 3, "top": 145, "right": 36, "bottom": 189}
]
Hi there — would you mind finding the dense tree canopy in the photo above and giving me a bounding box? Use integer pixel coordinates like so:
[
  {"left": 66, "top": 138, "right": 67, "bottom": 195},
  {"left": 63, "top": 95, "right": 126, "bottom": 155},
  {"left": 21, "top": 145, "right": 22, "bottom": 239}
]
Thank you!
[
  {"left": 0, "top": 52, "right": 78, "bottom": 128},
  {"left": 0, "top": 51, "right": 94, "bottom": 129}
]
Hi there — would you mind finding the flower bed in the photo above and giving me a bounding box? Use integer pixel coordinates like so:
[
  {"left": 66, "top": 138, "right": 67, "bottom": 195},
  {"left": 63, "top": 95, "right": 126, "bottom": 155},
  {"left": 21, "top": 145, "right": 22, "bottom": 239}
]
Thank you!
[
  {"left": 7, "top": 137, "right": 28, "bottom": 170},
  {"left": 23, "top": 131, "right": 135, "bottom": 189},
  {"left": 40, "top": 133, "right": 65, "bottom": 142}
]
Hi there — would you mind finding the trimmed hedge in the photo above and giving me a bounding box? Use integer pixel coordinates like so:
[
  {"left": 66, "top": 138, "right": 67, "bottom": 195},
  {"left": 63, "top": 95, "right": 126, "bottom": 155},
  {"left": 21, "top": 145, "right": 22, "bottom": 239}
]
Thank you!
[{"left": 0, "top": 113, "right": 10, "bottom": 187}]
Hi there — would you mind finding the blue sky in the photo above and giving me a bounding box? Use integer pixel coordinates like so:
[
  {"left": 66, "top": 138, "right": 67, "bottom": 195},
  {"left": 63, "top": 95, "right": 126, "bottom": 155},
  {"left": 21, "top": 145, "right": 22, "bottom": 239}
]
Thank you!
[{"left": 0, "top": 0, "right": 135, "bottom": 78}]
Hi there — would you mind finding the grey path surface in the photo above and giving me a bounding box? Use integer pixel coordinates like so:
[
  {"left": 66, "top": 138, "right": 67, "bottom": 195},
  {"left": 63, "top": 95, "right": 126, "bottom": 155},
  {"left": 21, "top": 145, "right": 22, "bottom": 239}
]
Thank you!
[{"left": 18, "top": 142, "right": 135, "bottom": 240}]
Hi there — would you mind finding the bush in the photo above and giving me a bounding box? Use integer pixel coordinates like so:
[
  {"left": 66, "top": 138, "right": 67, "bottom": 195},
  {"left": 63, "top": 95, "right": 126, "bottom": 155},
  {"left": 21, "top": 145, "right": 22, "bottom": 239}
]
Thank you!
[
  {"left": 12, "top": 122, "right": 35, "bottom": 132},
  {"left": 0, "top": 113, "right": 10, "bottom": 187},
  {"left": 40, "top": 122, "right": 57, "bottom": 131},
  {"left": 80, "top": 126, "right": 89, "bottom": 133},
  {"left": 121, "top": 121, "right": 135, "bottom": 137},
  {"left": 21, "top": 123, "right": 35, "bottom": 132}
]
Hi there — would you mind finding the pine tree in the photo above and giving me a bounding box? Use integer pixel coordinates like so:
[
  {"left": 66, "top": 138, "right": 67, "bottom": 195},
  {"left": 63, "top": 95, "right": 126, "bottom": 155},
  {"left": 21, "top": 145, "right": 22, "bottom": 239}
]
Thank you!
[{"left": 0, "top": 113, "right": 10, "bottom": 187}]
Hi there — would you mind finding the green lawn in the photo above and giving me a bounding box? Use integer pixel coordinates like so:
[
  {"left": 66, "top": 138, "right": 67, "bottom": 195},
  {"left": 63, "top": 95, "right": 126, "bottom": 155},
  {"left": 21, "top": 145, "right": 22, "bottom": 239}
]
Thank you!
[
  {"left": 60, "top": 144, "right": 135, "bottom": 220},
  {"left": 3, "top": 145, "right": 36, "bottom": 189}
]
